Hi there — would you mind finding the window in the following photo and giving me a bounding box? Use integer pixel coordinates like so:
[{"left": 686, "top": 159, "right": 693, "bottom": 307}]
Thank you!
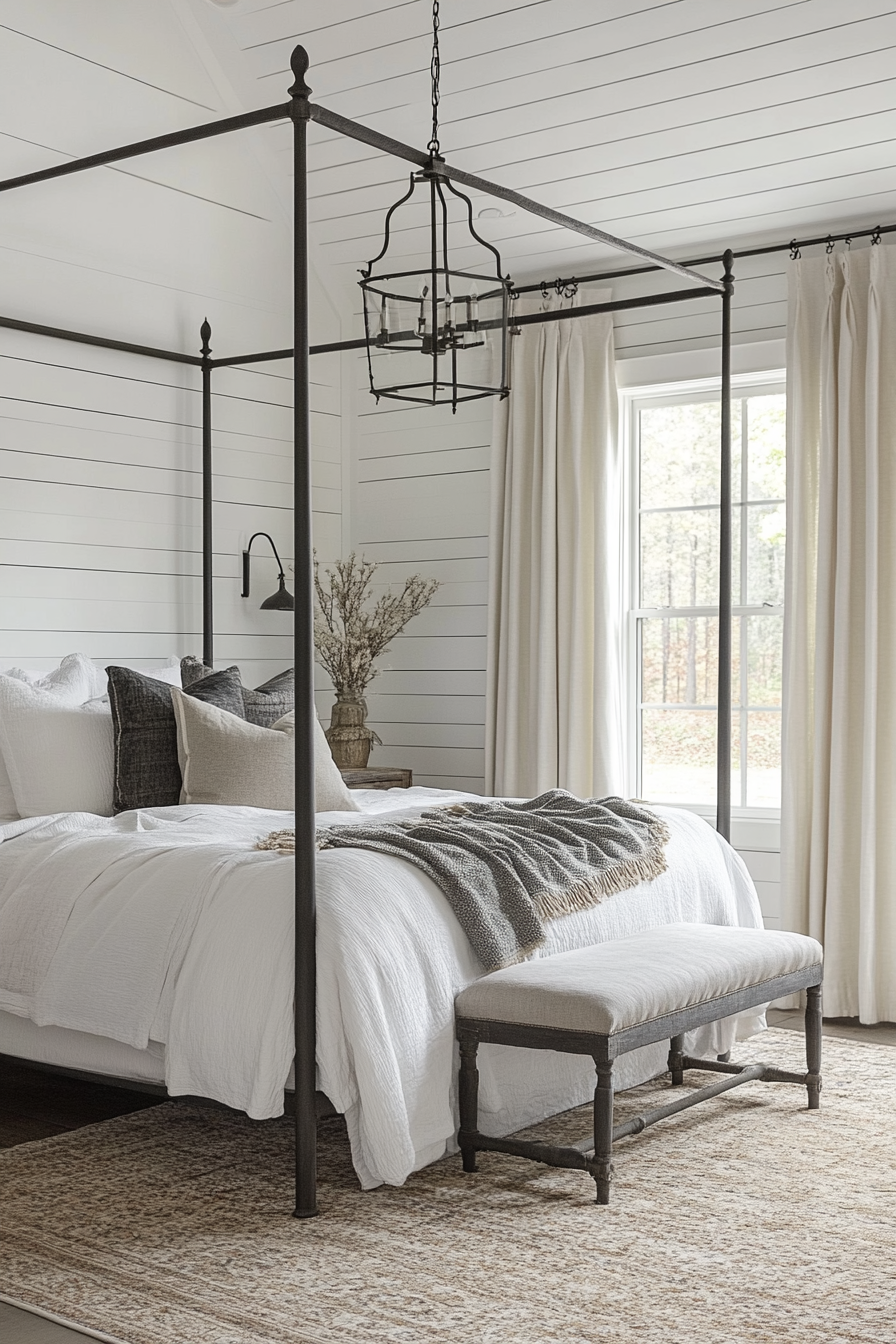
[{"left": 627, "top": 377, "right": 786, "bottom": 812}]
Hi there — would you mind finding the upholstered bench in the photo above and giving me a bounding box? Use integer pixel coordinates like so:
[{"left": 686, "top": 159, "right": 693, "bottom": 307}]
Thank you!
[{"left": 455, "top": 923, "right": 823, "bottom": 1205}]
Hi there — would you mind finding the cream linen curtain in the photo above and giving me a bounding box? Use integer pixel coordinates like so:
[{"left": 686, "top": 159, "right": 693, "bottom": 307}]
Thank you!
[
  {"left": 485, "top": 292, "right": 623, "bottom": 798},
  {"left": 783, "top": 246, "right": 896, "bottom": 1021}
]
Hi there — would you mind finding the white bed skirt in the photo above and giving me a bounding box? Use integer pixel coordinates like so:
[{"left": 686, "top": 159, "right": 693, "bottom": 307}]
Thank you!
[{"left": 0, "top": 1011, "right": 166, "bottom": 1085}]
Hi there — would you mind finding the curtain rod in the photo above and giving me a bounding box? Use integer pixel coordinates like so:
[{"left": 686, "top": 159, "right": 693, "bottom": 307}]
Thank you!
[
  {"left": 516, "top": 222, "right": 896, "bottom": 295},
  {"left": 208, "top": 284, "right": 719, "bottom": 366}
]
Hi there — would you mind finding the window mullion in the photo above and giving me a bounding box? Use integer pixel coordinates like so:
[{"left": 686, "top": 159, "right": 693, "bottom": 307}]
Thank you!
[{"left": 631, "top": 382, "right": 784, "bottom": 813}]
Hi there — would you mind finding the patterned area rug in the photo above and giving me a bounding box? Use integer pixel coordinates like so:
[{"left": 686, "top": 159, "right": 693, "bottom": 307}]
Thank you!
[{"left": 1, "top": 1031, "right": 893, "bottom": 1344}]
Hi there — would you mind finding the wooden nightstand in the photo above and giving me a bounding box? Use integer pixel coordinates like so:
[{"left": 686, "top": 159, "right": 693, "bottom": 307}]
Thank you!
[{"left": 340, "top": 767, "right": 413, "bottom": 791}]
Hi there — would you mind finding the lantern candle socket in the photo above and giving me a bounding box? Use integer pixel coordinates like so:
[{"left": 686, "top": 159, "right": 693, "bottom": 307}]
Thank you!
[{"left": 313, "top": 553, "right": 440, "bottom": 769}]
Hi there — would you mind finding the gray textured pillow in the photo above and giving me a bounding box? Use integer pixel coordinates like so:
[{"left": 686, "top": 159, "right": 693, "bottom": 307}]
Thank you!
[
  {"left": 107, "top": 665, "right": 246, "bottom": 813},
  {"left": 181, "top": 657, "right": 294, "bottom": 729}
]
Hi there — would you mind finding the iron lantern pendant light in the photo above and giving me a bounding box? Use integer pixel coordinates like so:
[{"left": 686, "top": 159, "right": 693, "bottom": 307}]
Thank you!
[{"left": 358, "top": 1, "right": 513, "bottom": 412}]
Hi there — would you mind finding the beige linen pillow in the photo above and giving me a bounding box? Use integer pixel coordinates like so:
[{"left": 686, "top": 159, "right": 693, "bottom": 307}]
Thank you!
[{"left": 171, "top": 690, "right": 359, "bottom": 812}]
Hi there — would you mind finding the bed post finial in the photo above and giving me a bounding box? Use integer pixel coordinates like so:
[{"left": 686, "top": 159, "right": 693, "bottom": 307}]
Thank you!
[
  {"left": 722, "top": 248, "right": 735, "bottom": 292},
  {"left": 200, "top": 318, "right": 211, "bottom": 359},
  {"left": 288, "top": 46, "right": 312, "bottom": 101}
]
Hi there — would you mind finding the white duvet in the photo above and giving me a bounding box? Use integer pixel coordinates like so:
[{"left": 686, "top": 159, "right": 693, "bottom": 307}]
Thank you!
[{"left": 0, "top": 789, "right": 763, "bottom": 1189}]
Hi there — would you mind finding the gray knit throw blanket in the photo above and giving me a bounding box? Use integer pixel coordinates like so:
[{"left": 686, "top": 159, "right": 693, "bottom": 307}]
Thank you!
[{"left": 257, "top": 790, "right": 670, "bottom": 973}]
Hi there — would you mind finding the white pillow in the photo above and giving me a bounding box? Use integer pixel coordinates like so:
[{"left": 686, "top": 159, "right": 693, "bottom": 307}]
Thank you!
[
  {"left": 0, "top": 682, "right": 113, "bottom": 817},
  {"left": 2, "top": 653, "right": 101, "bottom": 700},
  {"left": 171, "top": 691, "right": 359, "bottom": 813},
  {"left": 105, "top": 656, "right": 182, "bottom": 688},
  {"left": 0, "top": 654, "right": 103, "bottom": 819}
]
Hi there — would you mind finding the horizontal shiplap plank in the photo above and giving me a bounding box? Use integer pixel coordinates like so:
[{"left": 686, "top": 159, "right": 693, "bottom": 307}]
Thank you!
[
  {"left": 355, "top": 491, "right": 489, "bottom": 543},
  {"left": 371, "top": 669, "right": 487, "bottom": 696},
  {"left": 359, "top": 445, "right": 491, "bottom": 483},
  {"left": 357, "top": 537, "right": 488, "bottom": 564},
  {"left": 356, "top": 744, "right": 484, "bottom": 777},
  {"left": 364, "top": 693, "right": 486, "bottom": 726},
  {"left": 377, "top": 634, "right": 486, "bottom": 672},
  {"left": 367, "top": 720, "right": 485, "bottom": 750},
  {"left": 391, "top": 604, "right": 487, "bottom": 639},
  {"left": 410, "top": 775, "right": 486, "bottom": 795}
]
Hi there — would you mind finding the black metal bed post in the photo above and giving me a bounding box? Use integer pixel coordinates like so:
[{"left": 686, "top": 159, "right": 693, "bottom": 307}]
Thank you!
[
  {"left": 200, "top": 320, "right": 214, "bottom": 668},
  {"left": 289, "top": 45, "right": 318, "bottom": 1220},
  {"left": 716, "top": 250, "right": 735, "bottom": 841}
]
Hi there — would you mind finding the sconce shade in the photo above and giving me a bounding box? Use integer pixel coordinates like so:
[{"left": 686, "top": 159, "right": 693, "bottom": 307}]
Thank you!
[
  {"left": 260, "top": 574, "right": 295, "bottom": 611},
  {"left": 241, "top": 532, "right": 294, "bottom": 611}
]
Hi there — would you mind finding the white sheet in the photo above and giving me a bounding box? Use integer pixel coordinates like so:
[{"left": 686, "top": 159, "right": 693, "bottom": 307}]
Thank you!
[{"left": 0, "top": 789, "right": 763, "bottom": 1188}]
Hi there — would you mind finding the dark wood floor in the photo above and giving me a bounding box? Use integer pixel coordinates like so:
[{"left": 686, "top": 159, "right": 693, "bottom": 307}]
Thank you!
[{"left": 0, "top": 1057, "right": 164, "bottom": 1150}]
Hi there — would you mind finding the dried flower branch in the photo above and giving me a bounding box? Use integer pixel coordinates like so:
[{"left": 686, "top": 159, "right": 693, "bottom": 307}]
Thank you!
[{"left": 313, "top": 552, "right": 440, "bottom": 697}]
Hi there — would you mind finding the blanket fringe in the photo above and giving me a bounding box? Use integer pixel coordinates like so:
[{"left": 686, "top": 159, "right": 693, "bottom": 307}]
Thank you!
[
  {"left": 256, "top": 829, "right": 296, "bottom": 854},
  {"left": 532, "top": 832, "right": 670, "bottom": 921}
]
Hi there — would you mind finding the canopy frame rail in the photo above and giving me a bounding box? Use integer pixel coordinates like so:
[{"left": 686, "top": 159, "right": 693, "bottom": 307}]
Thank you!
[{"left": 0, "top": 41, "right": 734, "bottom": 1219}]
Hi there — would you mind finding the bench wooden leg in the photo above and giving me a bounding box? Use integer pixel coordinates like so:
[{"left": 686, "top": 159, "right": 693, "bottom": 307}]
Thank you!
[
  {"left": 458, "top": 1034, "right": 480, "bottom": 1172},
  {"left": 590, "top": 1059, "right": 614, "bottom": 1205},
  {"left": 668, "top": 1033, "right": 685, "bottom": 1086},
  {"left": 805, "top": 983, "right": 822, "bottom": 1110}
]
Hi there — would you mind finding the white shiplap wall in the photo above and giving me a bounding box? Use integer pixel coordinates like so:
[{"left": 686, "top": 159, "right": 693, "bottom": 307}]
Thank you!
[
  {"left": 0, "top": 330, "right": 341, "bottom": 686},
  {"left": 0, "top": 3, "right": 344, "bottom": 686},
  {"left": 350, "top": 382, "right": 492, "bottom": 792}
]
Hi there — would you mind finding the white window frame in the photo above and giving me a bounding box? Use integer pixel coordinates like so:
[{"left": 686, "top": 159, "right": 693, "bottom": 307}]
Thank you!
[{"left": 621, "top": 369, "right": 786, "bottom": 824}]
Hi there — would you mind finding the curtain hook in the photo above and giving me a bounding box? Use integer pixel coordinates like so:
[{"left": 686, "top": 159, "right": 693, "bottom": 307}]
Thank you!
[
  {"left": 844, "top": 235, "right": 852, "bottom": 250},
  {"left": 789, "top": 239, "right": 801, "bottom": 259},
  {"left": 871, "top": 225, "right": 882, "bottom": 246},
  {"left": 825, "top": 235, "right": 835, "bottom": 255}
]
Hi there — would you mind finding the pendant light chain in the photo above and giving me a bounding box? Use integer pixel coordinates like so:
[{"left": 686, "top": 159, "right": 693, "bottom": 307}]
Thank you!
[
  {"left": 427, "top": 0, "right": 441, "bottom": 158},
  {"left": 358, "top": 0, "right": 512, "bottom": 408}
]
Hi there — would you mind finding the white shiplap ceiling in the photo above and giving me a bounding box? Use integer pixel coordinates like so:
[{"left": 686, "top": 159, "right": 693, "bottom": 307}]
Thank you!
[{"left": 190, "top": 0, "right": 896, "bottom": 303}]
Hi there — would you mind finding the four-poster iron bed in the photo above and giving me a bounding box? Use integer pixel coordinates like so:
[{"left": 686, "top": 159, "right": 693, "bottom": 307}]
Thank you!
[{"left": 0, "top": 42, "right": 740, "bottom": 1218}]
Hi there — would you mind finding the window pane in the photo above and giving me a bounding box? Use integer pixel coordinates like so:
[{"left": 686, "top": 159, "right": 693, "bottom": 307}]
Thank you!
[
  {"left": 746, "top": 502, "right": 786, "bottom": 606},
  {"left": 747, "top": 394, "right": 786, "bottom": 501},
  {"left": 639, "top": 401, "right": 742, "bottom": 509},
  {"left": 640, "top": 507, "right": 741, "bottom": 609},
  {"left": 641, "top": 708, "right": 741, "bottom": 806},
  {"left": 746, "top": 614, "right": 783, "bottom": 706},
  {"left": 746, "top": 711, "right": 781, "bottom": 806},
  {"left": 641, "top": 616, "right": 741, "bottom": 707}
]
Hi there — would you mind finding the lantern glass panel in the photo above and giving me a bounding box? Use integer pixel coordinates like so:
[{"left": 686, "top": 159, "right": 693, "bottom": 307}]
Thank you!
[{"left": 362, "top": 277, "right": 508, "bottom": 406}]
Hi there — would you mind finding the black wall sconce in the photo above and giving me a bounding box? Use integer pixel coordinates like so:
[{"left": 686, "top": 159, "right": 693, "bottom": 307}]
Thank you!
[{"left": 241, "top": 532, "right": 295, "bottom": 611}]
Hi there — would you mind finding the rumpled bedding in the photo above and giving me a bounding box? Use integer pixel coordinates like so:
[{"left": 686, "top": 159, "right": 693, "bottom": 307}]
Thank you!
[{"left": 0, "top": 789, "right": 764, "bottom": 1188}]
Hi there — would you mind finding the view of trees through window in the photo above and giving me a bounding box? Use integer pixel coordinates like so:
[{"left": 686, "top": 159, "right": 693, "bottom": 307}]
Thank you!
[{"left": 635, "top": 390, "right": 785, "bottom": 808}]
